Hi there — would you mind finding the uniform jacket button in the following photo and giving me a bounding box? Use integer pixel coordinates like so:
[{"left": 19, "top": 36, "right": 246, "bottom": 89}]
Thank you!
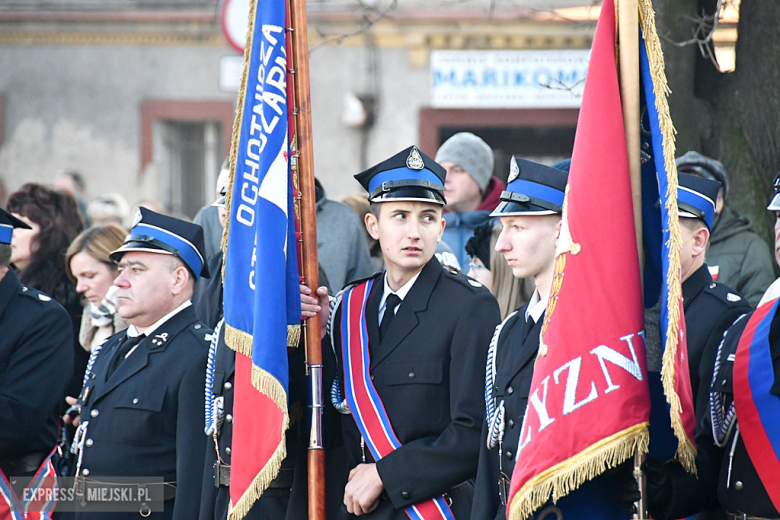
[
  {"left": 507, "top": 386, "right": 514, "bottom": 395},
  {"left": 225, "top": 447, "right": 232, "bottom": 455},
  {"left": 82, "top": 468, "right": 90, "bottom": 476},
  {"left": 402, "top": 492, "right": 410, "bottom": 500},
  {"left": 505, "top": 451, "right": 513, "bottom": 460},
  {"left": 224, "top": 382, "right": 232, "bottom": 391},
  {"left": 195, "top": 324, "right": 202, "bottom": 329},
  {"left": 508, "top": 419, "right": 515, "bottom": 429},
  {"left": 133, "top": 398, "right": 139, "bottom": 404},
  {"left": 735, "top": 481, "right": 744, "bottom": 491},
  {"left": 85, "top": 439, "right": 94, "bottom": 447},
  {"left": 408, "top": 372, "right": 415, "bottom": 380},
  {"left": 226, "top": 414, "right": 233, "bottom": 423},
  {"left": 90, "top": 409, "right": 99, "bottom": 418}
]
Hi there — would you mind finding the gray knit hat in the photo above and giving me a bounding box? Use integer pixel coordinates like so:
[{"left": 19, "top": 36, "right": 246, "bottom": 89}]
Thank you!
[
  {"left": 434, "top": 132, "right": 494, "bottom": 193},
  {"left": 676, "top": 151, "right": 729, "bottom": 200}
]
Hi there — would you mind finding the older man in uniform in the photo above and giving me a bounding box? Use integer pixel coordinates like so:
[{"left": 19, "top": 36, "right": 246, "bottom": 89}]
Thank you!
[
  {"left": 471, "top": 157, "right": 572, "bottom": 520},
  {"left": 304, "top": 146, "right": 501, "bottom": 519},
  {"left": 635, "top": 172, "right": 780, "bottom": 520},
  {"left": 0, "top": 208, "right": 73, "bottom": 514},
  {"left": 71, "top": 208, "right": 211, "bottom": 519},
  {"left": 676, "top": 172, "right": 752, "bottom": 412}
]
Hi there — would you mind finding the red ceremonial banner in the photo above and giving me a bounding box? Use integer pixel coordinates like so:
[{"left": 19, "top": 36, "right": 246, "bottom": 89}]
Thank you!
[{"left": 507, "top": 0, "right": 650, "bottom": 517}]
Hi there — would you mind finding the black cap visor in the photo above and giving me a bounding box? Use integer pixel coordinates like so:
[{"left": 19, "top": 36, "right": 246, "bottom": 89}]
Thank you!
[{"left": 370, "top": 186, "right": 446, "bottom": 205}]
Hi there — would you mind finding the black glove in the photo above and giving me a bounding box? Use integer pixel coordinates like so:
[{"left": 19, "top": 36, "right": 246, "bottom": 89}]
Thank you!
[
  {"left": 643, "top": 457, "right": 673, "bottom": 520},
  {"left": 613, "top": 460, "right": 641, "bottom": 514}
]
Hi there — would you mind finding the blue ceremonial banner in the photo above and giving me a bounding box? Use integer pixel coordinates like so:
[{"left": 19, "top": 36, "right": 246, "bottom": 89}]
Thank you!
[
  {"left": 637, "top": 8, "right": 697, "bottom": 469},
  {"left": 221, "top": 0, "right": 302, "bottom": 516}
]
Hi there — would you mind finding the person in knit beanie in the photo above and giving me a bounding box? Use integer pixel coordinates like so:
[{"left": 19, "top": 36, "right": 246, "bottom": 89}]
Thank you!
[{"left": 435, "top": 132, "right": 505, "bottom": 269}]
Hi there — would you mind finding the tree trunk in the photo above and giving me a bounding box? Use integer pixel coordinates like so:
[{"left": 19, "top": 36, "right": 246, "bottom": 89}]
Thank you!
[{"left": 653, "top": 0, "right": 780, "bottom": 246}]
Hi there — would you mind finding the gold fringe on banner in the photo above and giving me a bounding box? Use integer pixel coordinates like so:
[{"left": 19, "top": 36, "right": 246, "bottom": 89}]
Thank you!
[
  {"left": 224, "top": 323, "right": 254, "bottom": 358},
  {"left": 287, "top": 325, "right": 302, "bottom": 348},
  {"left": 227, "top": 365, "right": 290, "bottom": 520},
  {"left": 638, "top": 0, "right": 697, "bottom": 474},
  {"left": 509, "top": 423, "right": 649, "bottom": 520},
  {"left": 220, "top": 0, "right": 257, "bottom": 285}
]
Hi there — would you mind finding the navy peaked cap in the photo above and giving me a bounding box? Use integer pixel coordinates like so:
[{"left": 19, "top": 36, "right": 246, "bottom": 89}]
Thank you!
[
  {"left": 677, "top": 172, "right": 720, "bottom": 230},
  {"left": 355, "top": 146, "right": 447, "bottom": 205},
  {"left": 110, "top": 207, "right": 210, "bottom": 279},
  {"left": 491, "top": 156, "right": 569, "bottom": 216},
  {"left": 768, "top": 171, "right": 780, "bottom": 211},
  {"left": 0, "top": 208, "right": 31, "bottom": 245}
]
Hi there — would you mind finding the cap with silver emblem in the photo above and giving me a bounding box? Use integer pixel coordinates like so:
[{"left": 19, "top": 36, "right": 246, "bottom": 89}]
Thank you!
[
  {"left": 354, "top": 146, "right": 447, "bottom": 205},
  {"left": 491, "top": 156, "right": 569, "bottom": 217},
  {"left": 109, "top": 207, "right": 210, "bottom": 280}
]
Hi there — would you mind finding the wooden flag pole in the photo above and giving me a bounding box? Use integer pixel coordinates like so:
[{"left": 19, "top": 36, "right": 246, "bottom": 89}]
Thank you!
[
  {"left": 287, "top": 0, "right": 326, "bottom": 518},
  {"left": 618, "top": 0, "right": 648, "bottom": 518},
  {"left": 619, "top": 0, "right": 643, "bottom": 274}
]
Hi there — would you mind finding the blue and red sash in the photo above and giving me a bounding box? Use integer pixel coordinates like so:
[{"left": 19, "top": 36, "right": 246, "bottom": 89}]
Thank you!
[
  {"left": 0, "top": 449, "right": 57, "bottom": 519},
  {"left": 341, "top": 280, "right": 455, "bottom": 520},
  {"left": 733, "top": 297, "right": 780, "bottom": 511}
]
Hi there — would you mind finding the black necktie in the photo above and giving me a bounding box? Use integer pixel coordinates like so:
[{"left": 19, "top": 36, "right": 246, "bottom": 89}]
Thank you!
[
  {"left": 379, "top": 294, "right": 402, "bottom": 341},
  {"left": 522, "top": 316, "right": 536, "bottom": 342},
  {"left": 106, "top": 334, "right": 145, "bottom": 379}
]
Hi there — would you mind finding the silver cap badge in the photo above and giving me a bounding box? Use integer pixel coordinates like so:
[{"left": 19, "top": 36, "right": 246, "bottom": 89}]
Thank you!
[
  {"left": 131, "top": 207, "right": 143, "bottom": 228},
  {"left": 508, "top": 156, "right": 520, "bottom": 183},
  {"left": 406, "top": 147, "right": 425, "bottom": 170}
]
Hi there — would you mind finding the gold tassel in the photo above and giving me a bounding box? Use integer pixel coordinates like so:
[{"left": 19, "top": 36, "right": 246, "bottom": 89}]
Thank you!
[
  {"left": 287, "top": 324, "right": 301, "bottom": 348},
  {"left": 224, "top": 323, "right": 254, "bottom": 358},
  {"left": 638, "top": 0, "right": 697, "bottom": 474},
  {"left": 508, "top": 423, "right": 649, "bottom": 520},
  {"left": 226, "top": 365, "right": 290, "bottom": 520}
]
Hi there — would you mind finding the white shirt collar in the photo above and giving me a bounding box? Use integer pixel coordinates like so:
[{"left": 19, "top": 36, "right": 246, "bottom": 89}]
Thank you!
[
  {"left": 524, "top": 289, "right": 548, "bottom": 324},
  {"left": 127, "top": 300, "right": 192, "bottom": 338},
  {"left": 379, "top": 270, "right": 422, "bottom": 321}
]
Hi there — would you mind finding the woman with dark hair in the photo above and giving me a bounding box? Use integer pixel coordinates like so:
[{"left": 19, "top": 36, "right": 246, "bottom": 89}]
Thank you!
[{"left": 7, "top": 183, "right": 86, "bottom": 403}]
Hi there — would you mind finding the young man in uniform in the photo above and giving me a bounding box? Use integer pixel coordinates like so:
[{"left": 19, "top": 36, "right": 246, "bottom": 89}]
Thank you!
[
  {"left": 636, "top": 172, "right": 780, "bottom": 520},
  {"left": 71, "top": 208, "right": 211, "bottom": 519},
  {"left": 676, "top": 172, "right": 751, "bottom": 413},
  {"left": 470, "top": 156, "right": 568, "bottom": 520},
  {"left": 304, "top": 146, "right": 501, "bottom": 519}
]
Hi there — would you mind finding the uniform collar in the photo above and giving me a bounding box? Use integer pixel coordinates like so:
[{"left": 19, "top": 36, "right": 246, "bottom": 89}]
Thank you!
[
  {"left": 525, "top": 289, "right": 548, "bottom": 324},
  {"left": 682, "top": 263, "right": 712, "bottom": 308},
  {"left": 379, "top": 269, "right": 422, "bottom": 319},
  {"left": 127, "top": 300, "right": 193, "bottom": 337}
]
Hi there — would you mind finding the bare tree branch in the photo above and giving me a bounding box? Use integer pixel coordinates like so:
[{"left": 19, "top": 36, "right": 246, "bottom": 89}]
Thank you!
[
  {"left": 309, "top": 0, "right": 398, "bottom": 54},
  {"left": 660, "top": 0, "right": 732, "bottom": 69}
]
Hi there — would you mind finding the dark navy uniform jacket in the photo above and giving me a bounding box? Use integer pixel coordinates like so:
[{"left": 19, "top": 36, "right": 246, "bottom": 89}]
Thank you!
[
  {"left": 652, "top": 305, "right": 780, "bottom": 520},
  {"left": 332, "top": 258, "right": 501, "bottom": 520},
  {"left": 682, "top": 263, "right": 752, "bottom": 413},
  {"left": 471, "top": 307, "right": 539, "bottom": 520},
  {"left": 76, "top": 304, "right": 210, "bottom": 520},
  {"left": 0, "top": 269, "right": 74, "bottom": 466}
]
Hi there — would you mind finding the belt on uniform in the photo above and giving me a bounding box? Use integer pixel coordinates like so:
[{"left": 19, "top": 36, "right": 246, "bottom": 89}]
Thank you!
[
  {"left": 0, "top": 451, "right": 47, "bottom": 476},
  {"left": 214, "top": 462, "right": 294, "bottom": 490},
  {"left": 726, "top": 511, "right": 780, "bottom": 520}
]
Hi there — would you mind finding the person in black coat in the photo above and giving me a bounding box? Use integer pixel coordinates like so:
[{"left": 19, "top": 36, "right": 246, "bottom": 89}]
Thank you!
[
  {"left": 471, "top": 157, "right": 570, "bottom": 520},
  {"left": 304, "top": 147, "right": 501, "bottom": 519},
  {"left": 71, "top": 208, "right": 211, "bottom": 519},
  {"left": 675, "top": 173, "right": 752, "bottom": 416},
  {"left": 635, "top": 171, "right": 780, "bottom": 520},
  {"left": 0, "top": 209, "right": 74, "bottom": 479}
]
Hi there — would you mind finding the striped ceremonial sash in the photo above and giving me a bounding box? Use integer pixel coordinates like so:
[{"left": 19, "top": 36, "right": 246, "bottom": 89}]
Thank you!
[
  {"left": 733, "top": 297, "right": 780, "bottom": 512},
  {"left": 0, "top": 449, "right": 57, "bottom": 519},
  {"left": 341, "top": 280, "right": 455, "bottom": 520}
]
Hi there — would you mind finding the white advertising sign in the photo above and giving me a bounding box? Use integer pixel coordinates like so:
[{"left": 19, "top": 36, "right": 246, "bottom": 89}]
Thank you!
[{"left": 430, "top": 50, "right": 590, "bottom": 108}]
